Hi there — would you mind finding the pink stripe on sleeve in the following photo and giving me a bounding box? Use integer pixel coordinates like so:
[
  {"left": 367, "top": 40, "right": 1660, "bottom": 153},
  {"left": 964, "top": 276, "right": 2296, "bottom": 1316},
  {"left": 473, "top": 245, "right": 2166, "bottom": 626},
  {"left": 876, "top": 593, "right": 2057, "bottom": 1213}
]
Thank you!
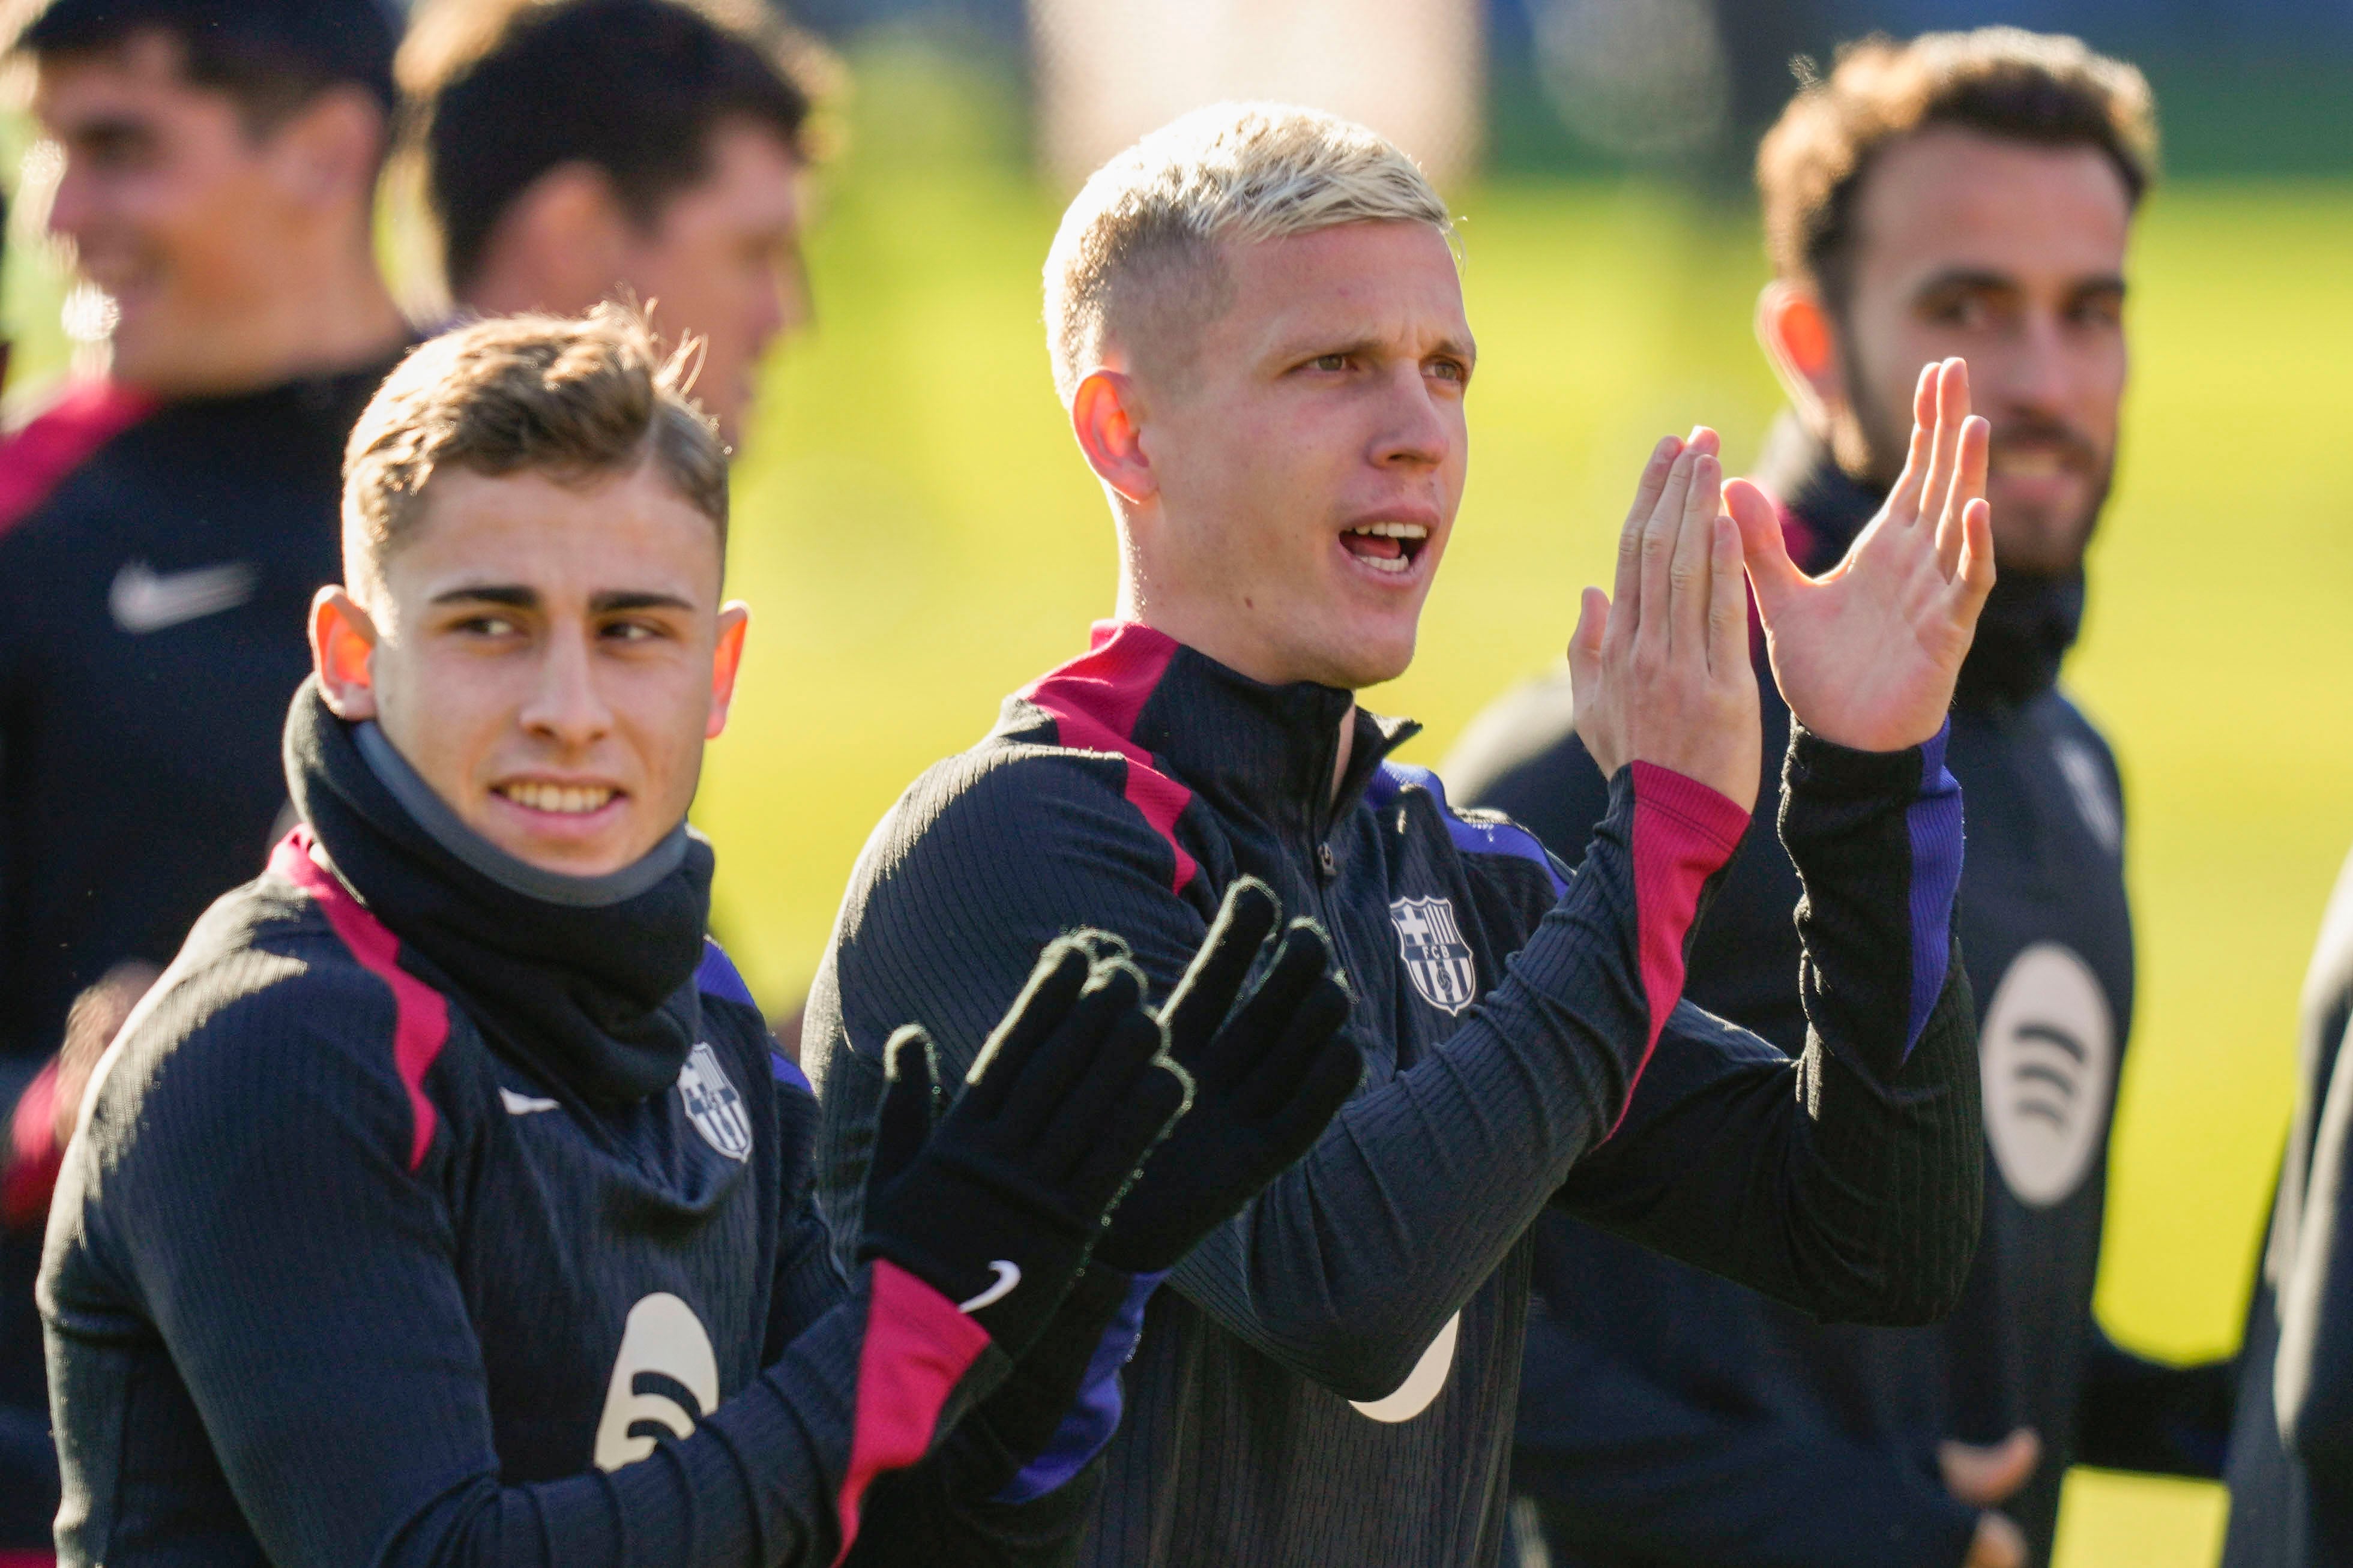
[
  {"left": 269, "top": 831, "right": 450, "bottom": 1171},
  {"left": 831, "top": 1259, "right": 993, "bottom": 1565},
  {"left": 1614, "top": 763, "right": 1749, "bottom": 1135}
]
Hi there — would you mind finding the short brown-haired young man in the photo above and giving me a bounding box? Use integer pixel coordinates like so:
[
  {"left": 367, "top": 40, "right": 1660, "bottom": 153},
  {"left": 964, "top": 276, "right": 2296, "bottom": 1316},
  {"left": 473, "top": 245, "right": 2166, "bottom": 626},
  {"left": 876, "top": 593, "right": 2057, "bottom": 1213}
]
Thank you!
[
  {"left": 37, "top": 304, "right": 1360, "bottom": 1564},
  {"left": 1450, "top": 27, "right": 2229, "bottom": 1568},
  {"left": 399, "top": 0, "right": 815, "bottom": 443},
  {"left": 0, "top": 0, "right": 413, "bottom": 1545}
]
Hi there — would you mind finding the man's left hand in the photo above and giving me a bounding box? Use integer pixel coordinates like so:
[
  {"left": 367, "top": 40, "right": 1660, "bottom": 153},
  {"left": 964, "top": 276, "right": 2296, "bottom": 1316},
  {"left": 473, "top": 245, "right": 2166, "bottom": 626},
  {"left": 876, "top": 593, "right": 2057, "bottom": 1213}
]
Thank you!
[{"left": 1726, "top": 356, "right": 1996, "bottom": 751}]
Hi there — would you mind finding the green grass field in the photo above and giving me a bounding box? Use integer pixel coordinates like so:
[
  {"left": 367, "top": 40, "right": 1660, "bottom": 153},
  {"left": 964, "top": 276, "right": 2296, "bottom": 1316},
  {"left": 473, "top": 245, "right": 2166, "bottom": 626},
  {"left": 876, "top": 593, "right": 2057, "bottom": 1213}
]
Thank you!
[{"left": 11, "top": 39, "right": 2352, "bottom": 1563}]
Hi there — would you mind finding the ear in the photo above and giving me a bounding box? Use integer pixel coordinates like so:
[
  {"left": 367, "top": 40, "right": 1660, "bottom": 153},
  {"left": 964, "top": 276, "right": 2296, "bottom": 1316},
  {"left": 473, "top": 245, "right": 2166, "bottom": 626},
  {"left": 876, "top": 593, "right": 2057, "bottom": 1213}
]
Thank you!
[
  {"left": 460, "top": 162, "right": 629, "bottom": 316},
  {"left": 271, "top": 85, "right": 387, "bottom": 211},
  {"left": 1070, "top": 369, "right": 1158, "bottom": 506},
  {"left": 706, "top": 602, "right": 751, "bottom": 740},
  {"left": 311, "top": 586, "right": 380, "bottom": 720},
  {"left": 1756, "top": 279, "right": 1847, "bottom": 433}
]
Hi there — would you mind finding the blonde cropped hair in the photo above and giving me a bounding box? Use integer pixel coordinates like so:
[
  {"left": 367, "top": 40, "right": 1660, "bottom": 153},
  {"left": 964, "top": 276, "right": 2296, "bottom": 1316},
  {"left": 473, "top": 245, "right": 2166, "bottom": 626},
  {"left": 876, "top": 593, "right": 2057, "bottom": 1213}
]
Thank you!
[{"left": 1043, "top": 102, "right": 1453, "bottom": 405}]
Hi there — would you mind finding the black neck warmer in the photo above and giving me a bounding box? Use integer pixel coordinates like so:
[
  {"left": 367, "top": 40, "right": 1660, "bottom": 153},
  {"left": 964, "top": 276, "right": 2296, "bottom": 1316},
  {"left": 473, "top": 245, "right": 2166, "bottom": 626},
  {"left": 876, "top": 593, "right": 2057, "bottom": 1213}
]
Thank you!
[
  {"left": 1754, "top": 413, "right": 2087, "bottom": 714},
  {"left": 284, "top": 679, "right": 715, "bottom": 1108}
]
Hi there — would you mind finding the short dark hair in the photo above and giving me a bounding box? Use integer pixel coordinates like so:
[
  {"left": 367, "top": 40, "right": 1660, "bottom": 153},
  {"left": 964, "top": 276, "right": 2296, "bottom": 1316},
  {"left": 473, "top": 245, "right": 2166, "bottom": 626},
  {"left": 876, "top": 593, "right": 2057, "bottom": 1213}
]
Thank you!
[
  {"left": 6, "top": 0, "right": 400, "bottom": 127},
  {"left": 344, "top": 302, "right": 729, "bottom": 586},
  {"left": 1758, "top": 27, "right": 2159, "bottom": 309},
  {"left": 400, "top": 0, "right": 815, "bottom": 296}
]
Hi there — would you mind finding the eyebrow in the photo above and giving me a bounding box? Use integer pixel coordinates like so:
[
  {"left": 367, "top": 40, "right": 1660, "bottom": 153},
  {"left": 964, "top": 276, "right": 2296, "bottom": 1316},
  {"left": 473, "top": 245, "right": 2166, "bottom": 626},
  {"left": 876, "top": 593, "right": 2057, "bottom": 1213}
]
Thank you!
[
  {"left": 426, "top": 585, "right": 697, "bottom": 614},
  {"left": 1274, "top": 333, "right": 1479, "bottom": 366},
  {"left": 1914, "top": 268, "right": 2128, "bottom": 301}
]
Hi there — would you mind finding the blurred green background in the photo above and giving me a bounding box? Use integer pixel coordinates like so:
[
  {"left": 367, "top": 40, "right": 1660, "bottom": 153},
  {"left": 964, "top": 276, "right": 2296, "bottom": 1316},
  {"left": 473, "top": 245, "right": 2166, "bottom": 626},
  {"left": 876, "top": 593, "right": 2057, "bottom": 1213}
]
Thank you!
[{"left": 10, "top": 23, "right": 2352, "bottom": 1566}]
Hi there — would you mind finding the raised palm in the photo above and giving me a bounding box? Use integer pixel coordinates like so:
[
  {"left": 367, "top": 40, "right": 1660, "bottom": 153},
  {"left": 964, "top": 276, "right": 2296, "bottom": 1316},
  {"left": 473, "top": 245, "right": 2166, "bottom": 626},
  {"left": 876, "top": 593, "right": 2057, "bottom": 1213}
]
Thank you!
[{"left": 1725, "top": 358, "right": 1996, "bottom": 752}]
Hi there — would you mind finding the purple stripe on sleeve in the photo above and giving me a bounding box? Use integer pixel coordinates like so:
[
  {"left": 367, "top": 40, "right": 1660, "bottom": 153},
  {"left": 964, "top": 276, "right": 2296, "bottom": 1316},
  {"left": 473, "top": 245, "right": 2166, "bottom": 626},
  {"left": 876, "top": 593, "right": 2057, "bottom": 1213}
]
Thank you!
[
  {"left": 993, "top": 1270, "right": 1166, "bottom": 1503},
  {"left": 1902, "top": 721, "right": 1965, "bottom": 1057},
  {"left": 1376, "top": 762, "right": 1569, "bottom": 898},
  {"left": 695, "top": 937, "right": 759, "bottom": 1010}
]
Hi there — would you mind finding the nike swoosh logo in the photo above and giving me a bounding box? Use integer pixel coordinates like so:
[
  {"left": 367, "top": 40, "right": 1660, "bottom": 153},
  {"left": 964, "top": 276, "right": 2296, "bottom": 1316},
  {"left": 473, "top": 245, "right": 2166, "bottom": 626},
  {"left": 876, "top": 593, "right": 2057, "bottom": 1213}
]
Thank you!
[
  {"left": 109, "top": 559, "right": 258, "bottom": 634},
  {"left": 499, "top": 1088, "right": 559, "bottom": 1115},
  {"left": 956, "top": 1261, "right": 1020, "bottom": 1315}
]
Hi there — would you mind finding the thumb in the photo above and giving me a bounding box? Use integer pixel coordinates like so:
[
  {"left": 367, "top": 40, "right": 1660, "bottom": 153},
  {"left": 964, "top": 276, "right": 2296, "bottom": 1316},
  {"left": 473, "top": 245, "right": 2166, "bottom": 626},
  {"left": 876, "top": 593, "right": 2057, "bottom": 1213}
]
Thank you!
[
  {"left": 1567, "top": 587, "right": 1608, "bottom": 702},
  {"left": 1723, "top": 477, "right": 1803, "bottom": 618},
  {"left": 1940, "top": 1428, "right": 2041, "bottom": 1506}
]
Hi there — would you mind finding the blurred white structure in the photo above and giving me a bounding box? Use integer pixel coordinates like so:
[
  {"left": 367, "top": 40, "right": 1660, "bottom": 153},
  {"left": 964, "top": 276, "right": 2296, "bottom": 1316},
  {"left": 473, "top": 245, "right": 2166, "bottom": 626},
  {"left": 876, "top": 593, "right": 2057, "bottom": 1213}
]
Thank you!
[{"left": 1029, "top": 0, "right": 1483, "bottom": 188}]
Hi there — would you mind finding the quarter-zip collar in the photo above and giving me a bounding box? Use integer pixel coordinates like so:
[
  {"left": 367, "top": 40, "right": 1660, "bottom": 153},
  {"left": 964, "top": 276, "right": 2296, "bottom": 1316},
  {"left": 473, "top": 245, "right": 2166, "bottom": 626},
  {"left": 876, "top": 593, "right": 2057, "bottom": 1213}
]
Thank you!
[{"left": 1027, "top": 622, "right": 1420, "bottom": 844}]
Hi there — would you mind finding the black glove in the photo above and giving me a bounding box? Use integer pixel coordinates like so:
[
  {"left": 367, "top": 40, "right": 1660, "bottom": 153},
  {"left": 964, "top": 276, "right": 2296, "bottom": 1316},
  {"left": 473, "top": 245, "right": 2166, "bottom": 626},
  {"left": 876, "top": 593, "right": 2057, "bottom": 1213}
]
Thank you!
[
  {"left": 1093, "top": 878, "right": 1360, "bottom": 1275},
  {"left": 859, "top": 937, "right": 1190, "bottom": 1357}
]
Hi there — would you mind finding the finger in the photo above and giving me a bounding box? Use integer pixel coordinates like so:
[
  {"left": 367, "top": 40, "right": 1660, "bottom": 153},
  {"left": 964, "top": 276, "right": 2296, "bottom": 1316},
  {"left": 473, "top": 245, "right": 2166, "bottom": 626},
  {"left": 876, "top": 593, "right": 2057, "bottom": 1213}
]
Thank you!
[
  {"left": 1065, "top": 1049, "right": 1193, "bottom": 1210},
  {"left": 1567, "top": 586, "right": 1607, "bottom": 685},
  {"left": 960, "top": 939, "right": 1095, "bottom": 1117},
  {"left": 1034, "top": 1003, "right": 1175, "bottom": 1183},
  {"left": 1704, "top": 511, "right": 1748, "bottom": 676},
  {"left": 1945, "top": 495, "right": 1996, "bottom": 625},
  {"left": 1669, "top": 449, "right": 1720, "bottom": 658},
  {"left": 1058, "top": 926, "right": 1133, "bottom": 967},
  {"left": 1611, "top": 436, "right": 1683, "bottom": 629},
  {"left": 991, "top": 959, "right": 1148, "bottom": 1143},
  {"left": 870, "top": 1026, "right": 940, "bottom": 1189},
  {"left": 1914, "top": 359, "right": 1965, "bottom": 533},
  {"left": 1213, "top": 921, "right": 1339, "bottom": 1107},
  {"left": 1259, "top": 1013, "right": 1362, "bottom": 1151},
  {"left": 1938, "top": 414, "right": 1990, "bottom": 580},
  {"left": 1636, "top": 440, "right": 1701, "bottom": 664},
  {"left": 1237, "top": 972, "right": 1356, "bottom": 1121},
  {"left": 1884, "top": 361, "right": 1938, "bottom": 525},
  {"left": 1158, "top": 878, "right": 1282, "bottom": 1069},
  {"left": 1725, "top": 477, "right": 1804, "bottom": 621}
]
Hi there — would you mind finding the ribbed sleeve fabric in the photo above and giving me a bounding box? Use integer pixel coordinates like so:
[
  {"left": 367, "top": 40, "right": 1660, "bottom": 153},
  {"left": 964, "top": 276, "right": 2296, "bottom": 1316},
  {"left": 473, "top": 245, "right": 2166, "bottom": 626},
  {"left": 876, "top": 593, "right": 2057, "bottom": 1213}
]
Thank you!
[{"left": 42, "top": 927, "right": 1011, "bottom": 1567}]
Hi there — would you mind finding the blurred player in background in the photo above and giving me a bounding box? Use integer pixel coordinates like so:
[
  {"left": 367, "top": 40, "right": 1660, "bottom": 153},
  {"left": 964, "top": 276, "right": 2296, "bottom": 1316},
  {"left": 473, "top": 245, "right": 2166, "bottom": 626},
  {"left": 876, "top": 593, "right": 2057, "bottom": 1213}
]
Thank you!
[
  {"left": 38, "top": 304, "right": 1360, "bottom": 1566},
  {"left": 399, "top": 0, "right": 816, "bottom": 446},
  {"left": 2221, "top": 849, "right": 2353, "bottom": 1564},
  {"left": 0, "top": 0, "right": 408, "bottom": 1546},
  {"left": 808, "top": 102, "right": 1999, "bottom": 1566},
  {"left": 1448, "top": 28, "right": 2231, "bottom": 1568}
]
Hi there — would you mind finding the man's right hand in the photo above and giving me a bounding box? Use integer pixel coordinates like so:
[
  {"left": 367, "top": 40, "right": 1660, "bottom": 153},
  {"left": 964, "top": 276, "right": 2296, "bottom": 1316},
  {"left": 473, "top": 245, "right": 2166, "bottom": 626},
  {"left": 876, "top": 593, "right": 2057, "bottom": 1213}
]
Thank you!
[
  {"left": 857, "top": 940, "right": 1192, "bottom": 1358},
  {"left": 1567, "top": 428, "right": 1762, "bottom": 812},
  {"left": 1941, "top": 1428, "right": 2040, "bottom": 1568}
]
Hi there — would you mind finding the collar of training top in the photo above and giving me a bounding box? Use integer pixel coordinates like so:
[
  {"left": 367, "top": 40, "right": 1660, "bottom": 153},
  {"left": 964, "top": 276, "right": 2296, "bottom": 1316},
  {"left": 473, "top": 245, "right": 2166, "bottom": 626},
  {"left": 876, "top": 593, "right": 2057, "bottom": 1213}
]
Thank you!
[
  {"left": 1013, "top": 620, "right": 1421, "bottom": 841},
  {"left": 1752, "top": 410, "right": 2086, "bottom": 715},
  {"left": 282, "top": 678, "right": 716, "bottom": 1108}
]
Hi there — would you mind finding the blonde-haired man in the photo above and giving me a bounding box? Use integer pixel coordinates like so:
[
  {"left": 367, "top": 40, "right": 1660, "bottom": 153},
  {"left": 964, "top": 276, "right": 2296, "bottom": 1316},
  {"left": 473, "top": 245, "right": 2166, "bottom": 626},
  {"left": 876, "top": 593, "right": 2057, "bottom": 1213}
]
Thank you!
[
  {"left": 808, "top": 102, "right": 1998, "bottom": 1564},
  {"left": 37, "top": 306, "right": 1358, "bottom": 1566}
]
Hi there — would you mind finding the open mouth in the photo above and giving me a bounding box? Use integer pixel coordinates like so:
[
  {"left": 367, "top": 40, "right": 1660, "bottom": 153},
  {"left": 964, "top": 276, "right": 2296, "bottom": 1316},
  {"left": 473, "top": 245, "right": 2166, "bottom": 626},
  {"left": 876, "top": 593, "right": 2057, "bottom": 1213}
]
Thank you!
[
  {"left": 1339, "top": 521, "right": 1430, "bottom": 577},
  {"left": 494, "top": 781, "right": 621, "bottom": 817}
]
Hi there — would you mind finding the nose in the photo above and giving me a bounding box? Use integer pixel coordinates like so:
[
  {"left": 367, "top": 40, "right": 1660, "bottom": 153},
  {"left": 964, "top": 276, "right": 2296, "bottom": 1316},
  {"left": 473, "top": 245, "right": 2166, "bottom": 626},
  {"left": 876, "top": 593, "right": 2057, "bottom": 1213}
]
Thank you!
[
  {"left": 517, "top": 625, "right": 613, "bottom": 752},
  {"left": 1988, "top": 310, "right": 2074, "bottom": 419},
  {"left": 1370, "top": 362, "right": 1453, "bottom": 471},
  {"left": 46, "top": 158, "right": 94, "bottom": 248}
]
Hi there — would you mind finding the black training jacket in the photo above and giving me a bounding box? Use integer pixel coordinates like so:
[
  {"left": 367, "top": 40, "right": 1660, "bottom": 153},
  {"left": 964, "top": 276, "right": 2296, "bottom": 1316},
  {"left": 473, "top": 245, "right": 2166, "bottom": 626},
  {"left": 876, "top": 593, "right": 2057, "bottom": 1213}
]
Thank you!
[
  {"left": 2221, "top": 840, "right": 2353, "bottom": 1568},
  {"left": 0, "top": 362, "right": 399, "bottom": 1542},
  {"left": 1448, "top": 421, "right": 2223, "bottom": 1568},
  {"left": 804, "top": 618, "right": 1983, "bottom": 1567},
  {"left": 37, "top": 685, "right": 1042, "bottom": 1566}
]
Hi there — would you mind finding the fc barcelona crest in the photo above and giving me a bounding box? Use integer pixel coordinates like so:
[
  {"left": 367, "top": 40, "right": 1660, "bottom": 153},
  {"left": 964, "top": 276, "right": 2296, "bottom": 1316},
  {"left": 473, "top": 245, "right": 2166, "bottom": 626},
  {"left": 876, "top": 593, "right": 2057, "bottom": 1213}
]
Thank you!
[
  {"left": 678, "top": 1042, "right": 753, "bottom": 1161},
  {"left": 1390, "top": 896, "right": 1478, "bottom": 1015}
]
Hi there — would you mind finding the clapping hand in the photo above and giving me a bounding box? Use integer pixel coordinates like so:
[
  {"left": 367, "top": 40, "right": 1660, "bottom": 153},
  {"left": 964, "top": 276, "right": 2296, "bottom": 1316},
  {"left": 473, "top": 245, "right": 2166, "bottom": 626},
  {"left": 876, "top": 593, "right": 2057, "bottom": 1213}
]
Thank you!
[
  {"left": 1723, "top": 357, "right": 1996, "bottom": 751},
  {"left": 1568, "top": 426, "right": 1764, "bottom": 811}
]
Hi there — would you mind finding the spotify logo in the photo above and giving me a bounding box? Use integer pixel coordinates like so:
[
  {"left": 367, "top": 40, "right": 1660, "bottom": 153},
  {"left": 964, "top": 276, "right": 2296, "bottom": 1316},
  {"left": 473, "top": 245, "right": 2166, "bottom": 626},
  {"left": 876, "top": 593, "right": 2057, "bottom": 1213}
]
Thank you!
[{"left": 1978, "top": 943, "right": 2115, "bottom": 1209}]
